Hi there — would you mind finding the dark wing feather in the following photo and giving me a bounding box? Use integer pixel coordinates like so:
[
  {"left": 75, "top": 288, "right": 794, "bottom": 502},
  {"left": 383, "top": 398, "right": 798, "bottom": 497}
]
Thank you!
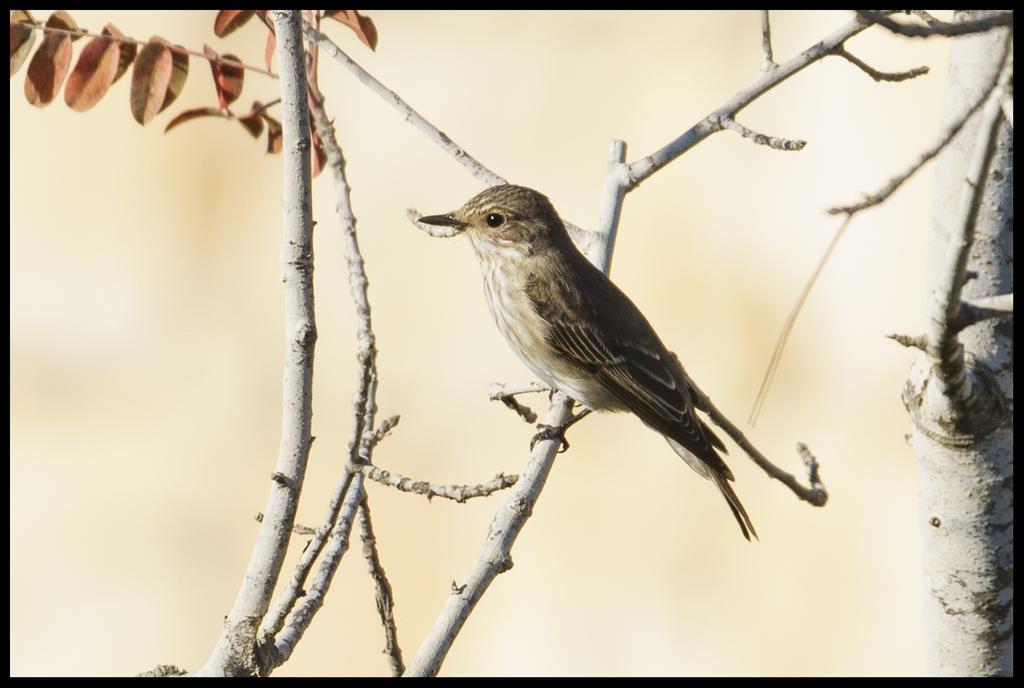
[{"left": 546, "top": 316, "right": 731, "bottom": 478}]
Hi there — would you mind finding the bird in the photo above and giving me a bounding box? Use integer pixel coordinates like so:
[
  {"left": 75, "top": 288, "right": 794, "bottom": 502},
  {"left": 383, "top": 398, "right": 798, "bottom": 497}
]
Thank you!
[{"left": 417, "top": 184, "right": 756, "bottom": 540}]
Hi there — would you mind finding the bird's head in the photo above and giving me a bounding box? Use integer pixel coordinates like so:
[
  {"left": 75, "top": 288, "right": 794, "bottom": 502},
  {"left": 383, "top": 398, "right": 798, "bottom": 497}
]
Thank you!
[{"left": 418, "top": 184, "right": 568, "bottom": 256}]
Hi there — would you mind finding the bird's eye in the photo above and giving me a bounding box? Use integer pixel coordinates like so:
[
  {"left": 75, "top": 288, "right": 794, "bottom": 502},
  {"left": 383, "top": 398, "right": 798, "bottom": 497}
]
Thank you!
[{"left": 485, "top": 213, "right": 505, "bottom": 228}]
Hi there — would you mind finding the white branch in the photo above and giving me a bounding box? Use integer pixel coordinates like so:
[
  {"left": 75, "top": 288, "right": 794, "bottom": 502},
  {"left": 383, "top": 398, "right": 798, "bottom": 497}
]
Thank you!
[
  {"left": 197, "top": 10, "right": 315, "bottom": 676},
  {"left": 924, "top": 43, "right": 1012, "bottom": 405},
  {"left": 626, "top": 13, "right": 877, "bottom": 187}
]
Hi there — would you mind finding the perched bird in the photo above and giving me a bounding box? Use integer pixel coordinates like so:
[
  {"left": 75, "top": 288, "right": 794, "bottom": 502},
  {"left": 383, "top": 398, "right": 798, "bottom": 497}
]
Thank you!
[{"left": 418, "top": 185, "right": 756, "bottom": 540}]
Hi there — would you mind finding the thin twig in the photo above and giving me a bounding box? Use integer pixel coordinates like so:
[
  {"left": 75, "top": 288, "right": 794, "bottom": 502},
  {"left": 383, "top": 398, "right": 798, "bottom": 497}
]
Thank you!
[
  {"left": 680, "top": 355, "right": 827, "bottom": 506},
  {"left": 954, "top": 293, "right": 1014, "bottom": 332},
  {"left": 626, "top": 13, "right": 880, "bottom": 188},
  {"left": 760, "top": 11, "right": 777, "bottom": 71},
  {"left": 748, "top": 215, "right": 851, "bottom": 427},
  {"left": 887, "top": 333, "right": 929, "bottom": 352},
  {"left": 272, "top": 471, "right": 365, "bottom": 662},
  {"left": 827, "top": 64, "right": 1000, "bottom": 216},
  {"left": 857, "top": 10, "right": 1013, "bottom": 38},
  {"left": 487, "top": 382, "right": 549, "bottom": 424},
  {"left": 255, "top": 512, "right": 317, "bottom": 536},
  {"left": 403, "top": 394, "right": 575, "bottom": 677},
  {"left": 721, "top": 116, "right": 806, "bottom": 151},
  {"left": 300, "top": 20, "right": 600, "bottom": 255},
  {"left": 350, "top": 464, "right": 519, "bottom": 503},
  {"left": 357, "top": 496, "right": 404, "bottom": 676},
  {"left": 487, "top": 382, "right": 549, "bottom": 398},
  {"left": 833, "top": 46, "right": 930, "bottom": 83}
]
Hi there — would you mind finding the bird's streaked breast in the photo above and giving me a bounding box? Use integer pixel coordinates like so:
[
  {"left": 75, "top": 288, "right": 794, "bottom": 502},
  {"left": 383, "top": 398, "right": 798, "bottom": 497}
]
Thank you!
[{"left": 470, "top": 235, "right": 622, "bottom": 411}]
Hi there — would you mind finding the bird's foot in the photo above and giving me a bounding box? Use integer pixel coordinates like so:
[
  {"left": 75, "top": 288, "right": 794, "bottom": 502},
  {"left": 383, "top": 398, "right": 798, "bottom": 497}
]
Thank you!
[
  {"left": 530, "top": 424, "right": 570, "bottom": 453},
  {"left": 529, "top": 409, "right": 592, "bottom": 453}
]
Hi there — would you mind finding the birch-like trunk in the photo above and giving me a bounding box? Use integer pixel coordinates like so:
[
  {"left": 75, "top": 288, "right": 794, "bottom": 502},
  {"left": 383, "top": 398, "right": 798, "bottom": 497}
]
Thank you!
[{"left": 908, "top": 10, "right": 1013, "bottom": 677}]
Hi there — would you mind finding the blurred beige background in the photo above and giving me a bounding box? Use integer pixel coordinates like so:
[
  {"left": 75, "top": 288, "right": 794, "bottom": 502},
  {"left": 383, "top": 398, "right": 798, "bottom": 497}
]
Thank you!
[{"left": 11, "top": 10, "right": 954, "bottom": 676}]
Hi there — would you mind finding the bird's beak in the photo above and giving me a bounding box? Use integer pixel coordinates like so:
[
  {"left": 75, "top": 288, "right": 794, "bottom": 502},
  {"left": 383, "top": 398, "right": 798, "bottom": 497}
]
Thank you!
[{"left": 417, "top": 213, "right": 466, "bottom": 235}]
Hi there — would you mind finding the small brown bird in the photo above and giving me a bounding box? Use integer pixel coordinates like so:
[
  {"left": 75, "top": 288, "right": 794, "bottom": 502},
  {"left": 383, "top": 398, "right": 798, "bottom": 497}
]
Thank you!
[{"left": 418, "top": 185, "right": 756, "bottom": 540}]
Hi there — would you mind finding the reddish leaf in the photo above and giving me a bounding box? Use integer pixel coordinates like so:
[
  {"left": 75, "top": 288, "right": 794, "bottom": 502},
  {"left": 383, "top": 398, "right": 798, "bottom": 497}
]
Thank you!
[
  {"left": 130, "top": 38, "right": 172, "bottom": 124},
  {"left": 24, "top": 11, "right": 79, "bottom": 106},
  {"left": 165, "top": 106, "right": 228, "bottom": 132},
  {"left": 161, "top": 44, "right": 189, "bottom": 113},
  {"left": 238, "top": 114, "right": 264, "bottom": 139},
  {"left": 311, "top": 131, "right": 326, "bottom": 178},
  {"left": 64, "top": 31, "right": 121, "bottom": 111},
  {"left": 324, "top": 10, "right": 378, "bottom": 51},
  {"left": 204, "top": 45, "right": 244, "bottom": 109},
  {"left": 263, "top": 113, "right": 282, "bottom": 154},
  {"left": 10, "top": 10, "right": 36, "bottom": 77},
  {"left": 103, "top": 24, "right": 137, "bottom": 85},
  {"left": 214, "top": 10, "right": 254, "bottom": 38},
  {"left": 264, "top": 29, "right": 275, "bottom": 73}
]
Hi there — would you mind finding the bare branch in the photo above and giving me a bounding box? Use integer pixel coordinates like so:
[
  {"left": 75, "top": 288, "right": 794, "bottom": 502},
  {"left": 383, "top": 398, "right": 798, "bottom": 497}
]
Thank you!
[
  {"left": 197, "top": 11, "right": 315, "bottom": 676},
  {"left": 255, "top": 512, "right": 317, "bottom": 536},
  {"left": 357, "top": 497, "right": 404, "bottom": 676},
  {"left": 496, "top": 396, "right": 538, "bottom": 424},
  {"left": 857, "top": 10, "right": 1013, "bottom": 38},
  {"left": 887, "top": 333, "right": 929, "bottom": 352},
  {"left": 487, "top": 382, "right": 549, "bottom": 398},
  {"left": 364, "top": 414, "right": 401, "bottom": 451},
  {"left": 827, "top": 62, "right": 1002, "bottom": 216},
  {"left": 795, "top": 443, "right": 826, "bottom": 499},
  {"left": 760, "top": 11, "right": 777, "bottom": 71},
  {"left": 679, "top": 355, "right": 827, "bottom": 506},
  {"left": 301, "top": 20, "right": 599, "bottom": 254},
  {"left": 957, "top": 293, "right": 1014, "bottom": 331},
  {"left": 407, "top": 208, "right": 461, "bottom": 238},
  {"left": 924, "top": 41, "right": 1012, "bottom": 404},
  {"left": 721, "top": 116, "right": 806, "bottom": 151},
  {"left": 486, "top": 383, "right": 549, "bottom": 424},
  {"left": 626, "top": 13, "right": 877, "bottom": 188},
  {"left": 748, "top": 215, "right": 851, "bottom": 427},
  {"left": 259, "top": 27, "right": 387, "bottom": 666},
  {"left": 272, "top": 472, "right": 366, "bottom": 663},
  {"left": 833, "top": 46, "right": 930, "bottom": 83},
  {"left": 909, "top": 10, "right": 943, "bottom": 27},
  {"left": 351, "top": 464, "right": 519, "bottom": 503},
  {"left": 403, "top": 394, "right": 575, "bottom": 676}
]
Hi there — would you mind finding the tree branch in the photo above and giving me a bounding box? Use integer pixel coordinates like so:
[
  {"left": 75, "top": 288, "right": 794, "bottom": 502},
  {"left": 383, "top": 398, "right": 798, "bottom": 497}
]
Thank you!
[
  {"left": 357, "top": 496, "right": 404, "bottom": 676},
  {"left": 760, "top": 11, "right": 777, "bottom": 71},
  {"left": 828, "top": 63, "right": 1003, "bottom": 216},
  {"left": 625, "top": 13, "right": 879, "bottom": 187},
  {"left": 924, "top": 42, "right": 1013, "bottom": 406},
  {"left": 197, "top": 10, "right": 315, "bottom": 676},
  {"left": 301, "top": 19, "right": 601, "bottom": 256},
  {"left": 721, "top": 116, "right": 806, "bottom": 151},
  {"left": 350, "top": 463, "right": 520, "bottom": 503},
  {"left": 258, "top": 22, "right": 388, "bottom": 668},
  {"left": 857, "top": 10, "right": 1014, "bottom": 38},
  {"left": 679, "top": 354, "right": 827, "bottom": 506},
  {"left": 833, "top": 46, "right": 930, "bottom": 83}
]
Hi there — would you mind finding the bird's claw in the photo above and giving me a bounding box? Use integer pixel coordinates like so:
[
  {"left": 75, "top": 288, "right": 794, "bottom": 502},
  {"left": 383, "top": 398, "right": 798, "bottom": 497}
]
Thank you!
[{"left": 531, "top": 423, "right": 570, "bottom": 453}]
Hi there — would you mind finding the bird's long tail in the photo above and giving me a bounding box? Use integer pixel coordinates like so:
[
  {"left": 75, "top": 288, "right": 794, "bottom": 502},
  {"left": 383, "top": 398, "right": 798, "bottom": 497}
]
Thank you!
[
  {"left": 665, "top": 437, "right": 757, "bottom": 541},
  {"left": 710, "top": 471, "right": 757, "bottom": 542}
]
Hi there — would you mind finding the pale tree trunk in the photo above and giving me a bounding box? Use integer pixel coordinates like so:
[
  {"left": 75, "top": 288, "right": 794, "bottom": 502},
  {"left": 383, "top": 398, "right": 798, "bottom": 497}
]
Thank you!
[{"left": 907, "top": 10, "right": 1013, "bottom": 677}]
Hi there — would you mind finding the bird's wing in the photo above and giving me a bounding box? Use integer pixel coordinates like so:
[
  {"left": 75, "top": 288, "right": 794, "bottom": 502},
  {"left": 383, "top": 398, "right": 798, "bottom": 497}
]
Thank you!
[{"left": 545, "top": 318, "right": 731, "bottom": 475}]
